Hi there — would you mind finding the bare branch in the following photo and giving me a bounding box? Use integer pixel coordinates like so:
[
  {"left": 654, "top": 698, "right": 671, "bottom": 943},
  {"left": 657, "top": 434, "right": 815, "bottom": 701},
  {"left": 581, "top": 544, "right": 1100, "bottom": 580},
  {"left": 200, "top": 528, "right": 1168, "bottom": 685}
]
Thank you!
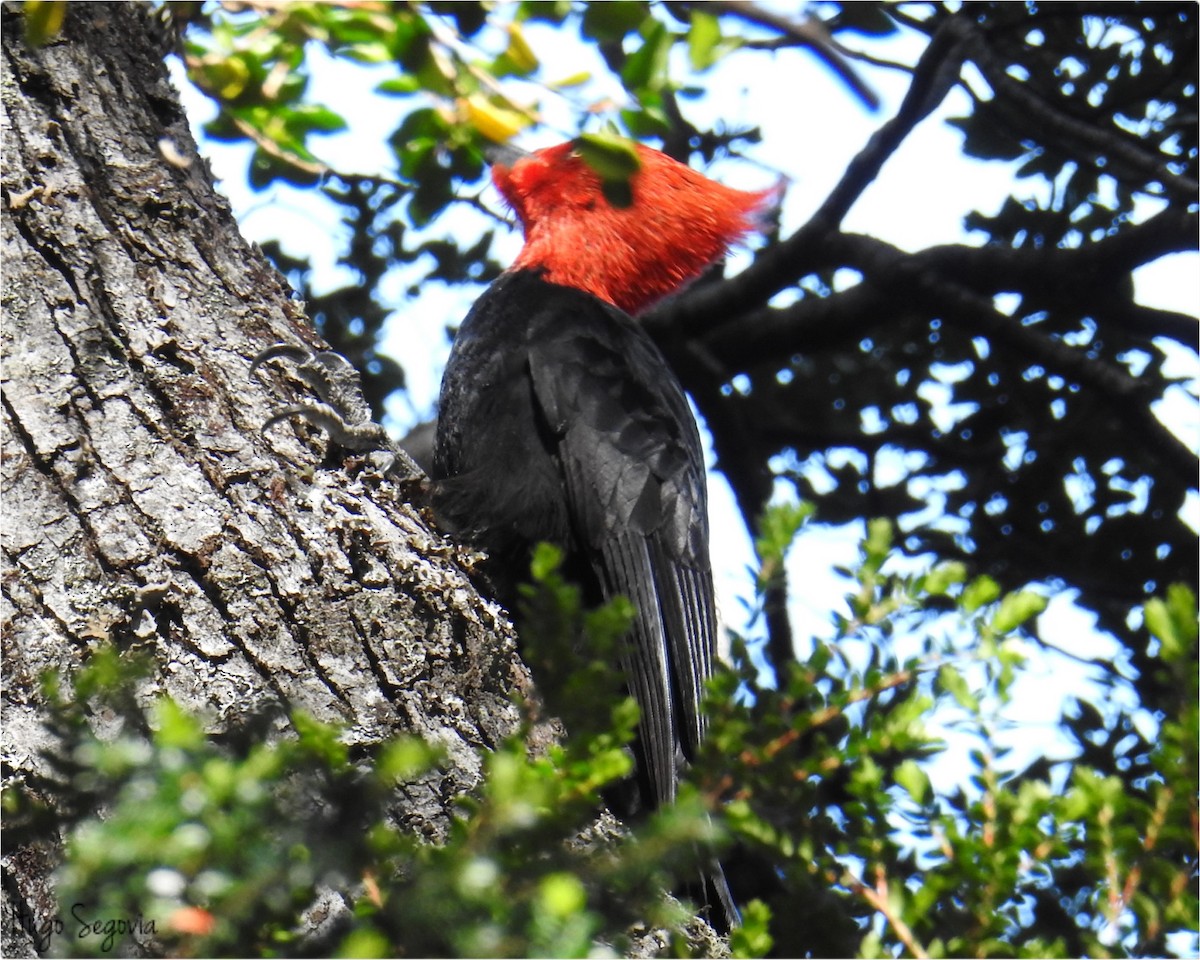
[
  {"left": 914, "top": 207, "right": 1198, "bottom": 305},
  {"left": 696, "top": 207, "right": 1197, "bottom": 366}
]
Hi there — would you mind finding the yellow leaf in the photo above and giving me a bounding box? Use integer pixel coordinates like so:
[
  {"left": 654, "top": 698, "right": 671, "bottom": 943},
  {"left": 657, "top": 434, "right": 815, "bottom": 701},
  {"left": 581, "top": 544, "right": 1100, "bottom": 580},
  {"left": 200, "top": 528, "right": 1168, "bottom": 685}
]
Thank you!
[
  {"left": 549, "top": 71, "right": 592, "bottom": 89},
  {"left": 463, "top": 94, "right": 530, "bottom": 144},
  {"left": 504, "top": 23, "right": 539, "bottom": 74},
  {"left": 24, "top": 0, "right": 67, "bottom": 47}
]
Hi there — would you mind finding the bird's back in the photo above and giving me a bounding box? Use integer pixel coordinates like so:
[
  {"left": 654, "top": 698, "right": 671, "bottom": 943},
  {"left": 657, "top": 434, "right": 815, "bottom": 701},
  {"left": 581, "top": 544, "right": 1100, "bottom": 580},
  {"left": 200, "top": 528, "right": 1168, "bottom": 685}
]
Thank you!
[
  {"left": 433, "top": 272, "right": 576, "bottom": 568},
  {"left": 433, "top": 269, "right": 716, "bottom": 794}
]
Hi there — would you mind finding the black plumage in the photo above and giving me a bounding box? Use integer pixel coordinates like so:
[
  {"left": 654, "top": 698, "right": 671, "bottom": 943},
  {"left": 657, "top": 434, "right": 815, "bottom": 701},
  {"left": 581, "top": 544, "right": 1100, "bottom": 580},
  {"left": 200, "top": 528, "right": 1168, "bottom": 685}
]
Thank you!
[{"left": 433, "top": 268, "right": 735, "bottom": 926}]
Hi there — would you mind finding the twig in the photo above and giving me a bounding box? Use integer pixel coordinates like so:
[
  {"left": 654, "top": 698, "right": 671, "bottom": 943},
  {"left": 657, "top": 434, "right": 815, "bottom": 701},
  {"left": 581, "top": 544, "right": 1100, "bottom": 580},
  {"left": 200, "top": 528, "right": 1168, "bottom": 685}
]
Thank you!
[
  {"left": 1115, "top": 785, "right": 1174, "bottom": 940},
  {"left": 740, "top": 33, "right": 918, "bottom": 78},
  {"left": 229, "top": 115, "right": 329, "bottom": 177},
  {"left": 809, "top": 18, "right": 965, "bottom": 229},
  {"left": 705, "top": 0, "right": 880, "bottom": 110},
  {"left": 739, "top": 670, "right": 915, "bottom": 767},
  {"left": 847, "top": 864, "right": 931, "bottom": 959},
  {"left": 828, "top": 45, "right": 918, "bottom": 76}
]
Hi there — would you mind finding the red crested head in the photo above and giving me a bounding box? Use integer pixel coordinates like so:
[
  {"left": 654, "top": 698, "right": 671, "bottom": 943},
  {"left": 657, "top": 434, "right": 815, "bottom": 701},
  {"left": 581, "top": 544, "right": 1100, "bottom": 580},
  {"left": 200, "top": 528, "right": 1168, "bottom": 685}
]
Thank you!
[{"left": 492, "top": 141, "right": 774, "bottom": 316}]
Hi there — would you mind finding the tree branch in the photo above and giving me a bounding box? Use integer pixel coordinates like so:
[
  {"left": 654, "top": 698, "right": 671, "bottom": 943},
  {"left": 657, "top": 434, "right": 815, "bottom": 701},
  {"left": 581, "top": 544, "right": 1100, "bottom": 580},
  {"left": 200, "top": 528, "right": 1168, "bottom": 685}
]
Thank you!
[
  {"left": 702, "top": 207, "right": 1198, "bottom": 366},
  {"left": 850, "top": 865, "right": 930, "bottom": 960},
  {"left": 700, "top": 279, "right": 887, "bottom": 366},
  {"left": 649, "top": 6, "right": 1198, "bottom": 350},
  {"left": 925, "top": 207, "right": 1197, "bottom": 296},
  {"left": 821, "top": 231, "right": 1197, "bottom": 483},
  {"left": 682, "top": 224, "right": 1195, "bottom": 510},
  {"left": 646, "top": 14, "right": 969, "bottom": 340},
  {"left": 953, "top": 16, "right": 1200, "bottom": 203}
]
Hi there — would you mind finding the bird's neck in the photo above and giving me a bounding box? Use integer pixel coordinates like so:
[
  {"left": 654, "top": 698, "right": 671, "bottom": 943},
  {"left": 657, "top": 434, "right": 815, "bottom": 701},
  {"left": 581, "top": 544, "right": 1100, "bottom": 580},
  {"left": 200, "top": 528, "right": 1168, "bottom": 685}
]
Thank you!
[{"left": 511, "top": 219, "right": 679, "bottom": 316}]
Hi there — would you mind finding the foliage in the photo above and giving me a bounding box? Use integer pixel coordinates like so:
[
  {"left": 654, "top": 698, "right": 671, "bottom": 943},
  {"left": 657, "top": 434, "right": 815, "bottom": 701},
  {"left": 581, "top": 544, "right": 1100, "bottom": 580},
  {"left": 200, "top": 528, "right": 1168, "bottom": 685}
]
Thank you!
[
  {"left": 703, "top": 510, "right": 1198, "bottom": 958},
  {"left": 6, "top": 520, "right": 1195, "bottom": 957},
  {"left": 21, "top": 0, "right": 66, "bottom": 46}
]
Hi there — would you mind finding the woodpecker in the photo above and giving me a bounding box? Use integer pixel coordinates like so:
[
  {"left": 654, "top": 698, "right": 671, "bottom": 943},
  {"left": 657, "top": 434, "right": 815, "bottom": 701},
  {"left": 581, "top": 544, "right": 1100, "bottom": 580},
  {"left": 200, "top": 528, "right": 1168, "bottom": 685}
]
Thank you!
[{"left": 433, "top": 141, "right": 771, "bottom": 929}]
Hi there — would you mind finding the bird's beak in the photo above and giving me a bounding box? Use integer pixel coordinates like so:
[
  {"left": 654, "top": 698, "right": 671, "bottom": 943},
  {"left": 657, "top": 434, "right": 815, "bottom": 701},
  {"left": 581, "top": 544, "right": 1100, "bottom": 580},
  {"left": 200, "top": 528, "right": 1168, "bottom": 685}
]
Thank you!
[{"left": 484, "top": 142, "right": 530, "bottom": 171}]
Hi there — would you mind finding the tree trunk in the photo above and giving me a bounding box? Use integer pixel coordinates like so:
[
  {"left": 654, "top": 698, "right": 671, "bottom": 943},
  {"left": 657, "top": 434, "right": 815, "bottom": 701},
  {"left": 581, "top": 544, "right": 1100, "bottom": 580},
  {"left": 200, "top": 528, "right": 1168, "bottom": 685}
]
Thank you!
[{"left": 1, "top": 4, "right": 522, "bottom": 954}]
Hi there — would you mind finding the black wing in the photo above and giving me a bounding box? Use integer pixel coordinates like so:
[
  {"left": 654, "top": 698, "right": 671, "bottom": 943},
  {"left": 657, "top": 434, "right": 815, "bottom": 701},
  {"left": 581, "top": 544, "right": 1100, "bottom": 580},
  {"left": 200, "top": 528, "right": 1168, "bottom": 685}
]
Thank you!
[{"left": 527, "top": 302, "right": 716, "bottom": 809}]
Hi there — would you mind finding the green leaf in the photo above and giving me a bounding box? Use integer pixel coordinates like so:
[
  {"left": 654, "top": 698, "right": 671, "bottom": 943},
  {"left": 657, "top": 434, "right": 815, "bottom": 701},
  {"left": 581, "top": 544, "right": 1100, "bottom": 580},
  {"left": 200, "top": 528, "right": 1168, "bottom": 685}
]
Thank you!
[
  {"left": 1143, "top": 597, "right": 1173, "bottom": 648},
  {"left": 620, "top": 102, "right": 671, "bottom": 139},
  {"left": 427, "top": 0, "right": 488, "bottom": 38},
  {"left": 537, "top": 872, "right": 586, "bottom": 918},
  {"left": 924, "top": 561, "right": 968, "bottom": 596},
  {"left": 464, "top": 94, "right": 532, "bottom": 142},
  {"left": 529, "top": 541, "right": 565, "bottom": 581},
  {"left": 991, "top": 589, "right": 1048, "bottom": 634},
  {"left": 548, "top": 71, "right": 591, "bottom": 89},
  {"left": 576, "top": 131, "right": 642, "bottom": 182},
  {"left": 337, "top": 927, "right": 391, "bottom": 958},
  {"left": 938, "top": 664, "right": 978, "bottom": 711},
  {"left": 620, "top": 18, "right": 672, "bottom": 93},
  {"left": 337, "top": 40, "right": 394, "bottom": 65},
  {"left": 895, "top": 759, "right": 930, "bottom": 805},
  {"left": 517, "top": 0, "right": 572, "bottom": 24},
  {"left": 581, "top": 0, "right": 650, "bottom": 42},
  {"left": 153, "top": 697, "right": 205, "bottom": 751},
  {"left": 863, "top": 518, "right": 893, "bottom": 568},
  {"left": 494, "top": 22, "right": 539, "bottom": 77},
  {"left": 377, "top": 736, "right": 437, "bottom": 782},
  {"left": 291, "top": 711, "right": 349, "bottom": 770},
  {"left": 196, "top": 57, "right": 253, "bottom": 102},
  {"left": 609, "top": 695, "right": 641, "bottom": 739},
  {"left": 755, "top": 501, "right": 814, "bottom": 571},
  {"left": 292, "top": 103, "right": 348, "bottom": 133},
  {"left": 1144, "top": 583, "right": 1198, "bottom": 661},
  {"left": 73, "top": 644, "right": 149, "bottom": 701},
  {"left": 687, "top": 10, "right": 722, "bottom": 71},
  {"left": 730, "top": 898, "right": 774, "bottom": 958},
  {"left": 860, "top": 930, "right": 884, "bottom": 959},
  {"left": 961, "top": 575, "right": 1001, "bottom": 613},
  {"left": 376, "top": 75, "right": 421, "bottom": 96}
]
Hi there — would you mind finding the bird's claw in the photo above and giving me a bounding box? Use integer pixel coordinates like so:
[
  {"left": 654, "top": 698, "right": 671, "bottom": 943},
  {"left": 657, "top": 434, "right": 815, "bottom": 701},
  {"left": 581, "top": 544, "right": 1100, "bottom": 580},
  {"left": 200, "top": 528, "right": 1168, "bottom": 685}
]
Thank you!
[
  {"left": 252, "top": 343, "right": 423, "bottom": 480},
  {"left": 252, "top": 345, "right": 376, "bottom": 429}
]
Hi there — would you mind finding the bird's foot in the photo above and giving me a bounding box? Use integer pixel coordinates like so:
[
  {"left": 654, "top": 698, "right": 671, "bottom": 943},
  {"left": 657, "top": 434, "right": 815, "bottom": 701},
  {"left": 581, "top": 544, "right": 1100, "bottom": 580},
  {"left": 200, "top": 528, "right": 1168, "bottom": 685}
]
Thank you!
[{"left": 251, "top": 344, "right": 423, "bottom": 480}]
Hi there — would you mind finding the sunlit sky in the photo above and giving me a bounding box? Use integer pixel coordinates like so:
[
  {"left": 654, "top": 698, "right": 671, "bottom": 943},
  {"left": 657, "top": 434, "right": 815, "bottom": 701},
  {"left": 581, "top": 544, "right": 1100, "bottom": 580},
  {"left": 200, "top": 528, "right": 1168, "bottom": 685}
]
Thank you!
[{"left": 169, "top": 10, "right": 1198, "bottom": 798}]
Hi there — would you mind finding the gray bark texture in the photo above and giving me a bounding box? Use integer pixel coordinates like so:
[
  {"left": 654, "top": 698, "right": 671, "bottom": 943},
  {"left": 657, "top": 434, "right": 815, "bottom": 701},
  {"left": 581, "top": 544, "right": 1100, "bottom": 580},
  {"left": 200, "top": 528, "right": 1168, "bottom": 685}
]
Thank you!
[{"left": 1, "top": 4, "right": 525, "bottom": 954}]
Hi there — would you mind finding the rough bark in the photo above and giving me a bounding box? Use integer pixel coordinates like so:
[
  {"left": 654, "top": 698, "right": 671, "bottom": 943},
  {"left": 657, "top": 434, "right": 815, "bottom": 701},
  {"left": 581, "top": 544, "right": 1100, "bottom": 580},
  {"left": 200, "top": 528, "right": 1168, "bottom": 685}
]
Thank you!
[{"left": 1, "top": 4, "right": 522, "bottom": 954}]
